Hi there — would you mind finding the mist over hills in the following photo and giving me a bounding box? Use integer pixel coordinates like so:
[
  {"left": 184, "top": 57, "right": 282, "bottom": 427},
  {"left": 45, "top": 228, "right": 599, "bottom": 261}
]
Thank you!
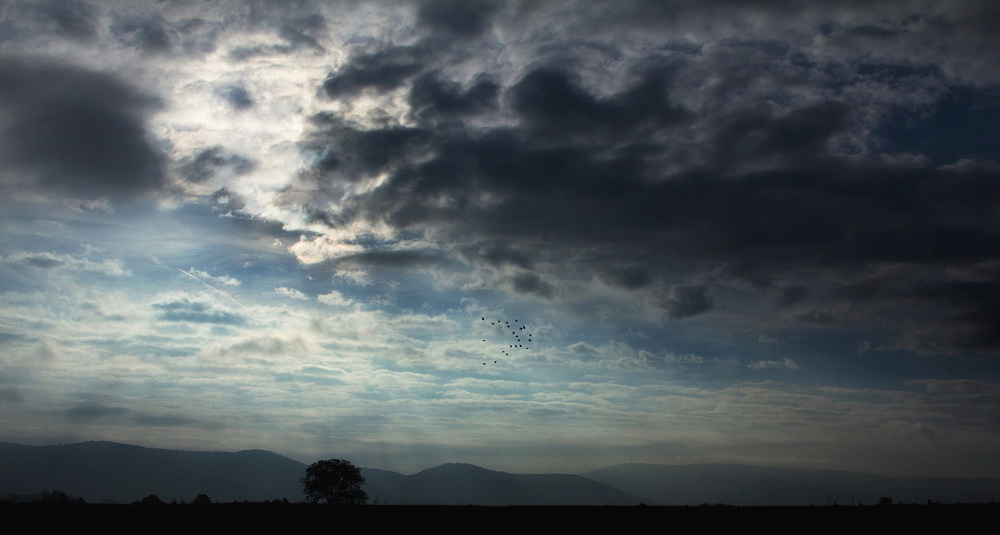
[
  {"left": 3, "top": 442, "right": 999, "bottom": 505},
  {"left": 585, "top": 463, "right": 1000, "bottom": 506},
  {"left": 364, "top": 463, "right": 646, "bottom": 505},
  {"left": 0, "top": 442, "right": 643, "bottom": 505},
  {"left": 0, "top": 441, "right": 305, "bottom": 503}
]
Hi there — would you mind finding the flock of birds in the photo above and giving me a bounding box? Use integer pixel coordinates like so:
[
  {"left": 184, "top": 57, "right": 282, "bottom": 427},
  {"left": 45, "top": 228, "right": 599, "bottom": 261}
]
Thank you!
[{"left": 480, "top": 316, "right": 531, "bottom": 365}]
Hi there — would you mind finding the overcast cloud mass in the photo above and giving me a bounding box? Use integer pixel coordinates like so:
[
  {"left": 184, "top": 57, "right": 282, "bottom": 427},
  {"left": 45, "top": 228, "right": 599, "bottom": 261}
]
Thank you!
[{"left": 2, "top": 0, "right": 999, "bottom": 478}]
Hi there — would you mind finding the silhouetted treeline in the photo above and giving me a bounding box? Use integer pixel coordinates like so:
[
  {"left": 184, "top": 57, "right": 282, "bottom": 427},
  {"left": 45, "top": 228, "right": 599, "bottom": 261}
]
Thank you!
[{"left": 1, "top": 490, "right": 86, "bottom": 504}]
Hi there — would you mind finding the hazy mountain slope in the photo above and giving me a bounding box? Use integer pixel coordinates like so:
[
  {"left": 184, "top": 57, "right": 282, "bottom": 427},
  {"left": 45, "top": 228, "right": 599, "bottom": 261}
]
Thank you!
[
  {"left": 0, "top": 441, "right": 306, "bottom": 503},
  {"left": 6, "top": 441, "right": 999, "bottom": 506},
  {"left": 1, "top": 442, "right": 645, "bottom": 505},
  {"left": 583, "top": 463, "right": 1000, "bottom": 505},
  {"left": 362, "top": 463, "right": 649, "bottom": 505}
]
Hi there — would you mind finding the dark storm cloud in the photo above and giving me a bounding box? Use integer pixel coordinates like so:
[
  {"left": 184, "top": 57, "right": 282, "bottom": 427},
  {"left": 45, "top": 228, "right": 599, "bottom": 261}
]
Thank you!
[
  {"left": 509, "top": 64, "right": 689, "bottom": 142},
  {"left": 0, "top": 57, "right": 164, "bottom": 201},
  {"left": 306, "top": 84, "right": 1000, "bottom": 260},
  {"left": 408, "top": 72, "right": 499, "bottom": 124},
  {"left": 777, "top": 285, "right": 809, "bottom": 307},
  {"left": 710, "top": 101, "right": 852, "bottom": 171},
  {"left": 322, "top": 44, "right": 429, "bottom": 97},
  {"left": 276, "top": 13, "right": 327, "bottom": 52},
  {"left": 660, "top": 284, "right": 713, "bottom": 319},
  {"left": 286, "top": 1, "right": 1000, "bottom": 352},
  {"left": 108, "top": 10, "right": 223, "bottom": 57},
  {"left": 228, "top": 7, "right": 327, "bottom": 59},
  {"left": 313, "top": 0, "right": 501, "bottom": 98},
  {"left": 310, "top": 60, "right": 691, "bottom": 234},
  {"left": 299, "top": 113, "right": 432, "bottom": 182},
  {"left": 509, "top": 272, "right": 554, "bottom": 299},
  {"left": 839, "top": 275, "right": 1000, "bottom": 353},
  {"left": 597, "top": 265, "right": 653, "bottom": 290},
  {"left": 24, "top": 0, "right": 98, "bottom": 41},
  {"left": 876, "top": 87, "right": 1000, "bottom": 164},
  {"left": 459, "top": 241, "right": 533, "bottom": 270},
  {"left": 795, "top": 308, "right": 856, "bottom": 327},
  {"left": 110, "top": 14, "right": 173, "bottom": 53},
  {"left": 416, "top": 0, "right": 500, "bottom": 40},
  {"left": 0, "top": 1, "right": 97, "bottom": 43}
]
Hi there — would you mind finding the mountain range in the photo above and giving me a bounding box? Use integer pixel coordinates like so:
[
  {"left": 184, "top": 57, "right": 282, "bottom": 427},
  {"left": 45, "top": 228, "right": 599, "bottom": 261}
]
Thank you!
[{"left": 2, "top": 441, "right": 999, "bottom": 505}]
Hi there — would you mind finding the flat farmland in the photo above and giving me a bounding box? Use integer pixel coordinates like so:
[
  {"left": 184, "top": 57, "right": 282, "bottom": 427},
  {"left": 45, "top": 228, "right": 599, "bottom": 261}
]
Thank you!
[{"left": 4, "top": 503, "right": 994, "bottom": 533}]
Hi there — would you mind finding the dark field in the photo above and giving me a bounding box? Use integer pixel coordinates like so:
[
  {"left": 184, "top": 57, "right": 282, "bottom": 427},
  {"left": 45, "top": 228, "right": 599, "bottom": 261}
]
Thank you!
[{"left": 5, "top": 503, "right": 995, "bottom": 532}]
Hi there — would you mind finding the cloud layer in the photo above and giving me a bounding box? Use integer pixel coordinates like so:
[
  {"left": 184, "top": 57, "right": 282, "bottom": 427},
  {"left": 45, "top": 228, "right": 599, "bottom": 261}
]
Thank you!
[{"left": 1, "top": 0, "right": 999, "bottom": 478}]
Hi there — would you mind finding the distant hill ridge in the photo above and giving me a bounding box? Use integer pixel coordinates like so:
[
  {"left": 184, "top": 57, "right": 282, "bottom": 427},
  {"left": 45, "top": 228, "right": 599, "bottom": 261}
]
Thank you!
[
  {"left": 0, "top": 441, "right": 307, "bottom": 503},
  {"left": 364, "top": 462, "right": 646, "bottom": 505},
  {"left": 584, "top": 462, "right": 1000, "bottom": 506},
  {"left": 2, "top": 442, "right": 999, "bottom": 505}
]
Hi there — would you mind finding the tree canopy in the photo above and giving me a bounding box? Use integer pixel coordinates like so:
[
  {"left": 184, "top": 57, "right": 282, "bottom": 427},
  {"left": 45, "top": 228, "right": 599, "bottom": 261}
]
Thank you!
[{"left": 301, "top": 458, "right": 368, "bottom": 505}]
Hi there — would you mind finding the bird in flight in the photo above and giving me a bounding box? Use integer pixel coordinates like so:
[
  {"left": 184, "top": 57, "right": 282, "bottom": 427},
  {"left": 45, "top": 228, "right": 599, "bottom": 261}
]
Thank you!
[{"left": 479, "top": 314, "right": 534, "bottom": 366}]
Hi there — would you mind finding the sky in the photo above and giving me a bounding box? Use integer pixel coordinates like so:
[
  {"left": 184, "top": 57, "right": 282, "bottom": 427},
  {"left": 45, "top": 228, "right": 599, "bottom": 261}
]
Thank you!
[{"left": 1, "top": 0, "right": 999, "bottom": 479}]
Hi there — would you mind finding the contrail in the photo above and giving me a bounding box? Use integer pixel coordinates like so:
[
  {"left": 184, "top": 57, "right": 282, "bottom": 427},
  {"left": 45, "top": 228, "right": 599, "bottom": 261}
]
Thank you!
[{"left": 175, "top": 267, "right": 245, "bottom": 308}]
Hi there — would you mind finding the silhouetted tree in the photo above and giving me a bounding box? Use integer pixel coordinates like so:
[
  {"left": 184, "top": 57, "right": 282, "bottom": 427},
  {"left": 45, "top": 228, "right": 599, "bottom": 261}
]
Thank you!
[
  {"left": 301, "top": 458, "right": 368, "bottom": 505},
  {"left": 193, "top": 493, "right": 212, "bottom": 505},
  {"left": 140, "top": 494, "right": 164, "bottom": 505},
  {"left": 878, "top": 496, "right": 893, "bottom": 506},
  {"left": 40, "top": 490, "right": 69, "bottom": 504}
]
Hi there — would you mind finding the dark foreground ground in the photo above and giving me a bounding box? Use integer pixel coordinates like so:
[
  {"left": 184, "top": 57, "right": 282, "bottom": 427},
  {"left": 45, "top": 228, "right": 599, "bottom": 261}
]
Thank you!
[{"left": 4, "top": 502, "right": 996, "bottom": 532}]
